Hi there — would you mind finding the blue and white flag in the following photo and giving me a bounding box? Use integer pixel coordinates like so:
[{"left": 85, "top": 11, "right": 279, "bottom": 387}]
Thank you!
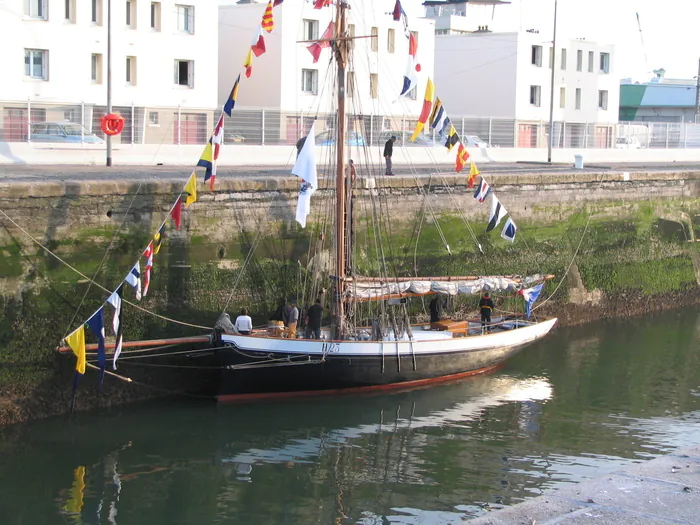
[
  {"left": 486, "top": 195, "right": 507, "bottom": 232},
  {"left": 473, "top": 178, "right": 491, "bottom": 203},
  {"left": 125, "top": 261, "right": 141, "bottom": 301},
  {"left": 86, "top": 307, "right": 106, "bottom": 385},
  {"left": 106, "top": 285, "right": 124, "bottom": 370},
  {"left": 520, "top": 283, "right": 544, "bottom": 317},
  {"left": 501, "top": 217, "right": 517, "bottom": 242}
]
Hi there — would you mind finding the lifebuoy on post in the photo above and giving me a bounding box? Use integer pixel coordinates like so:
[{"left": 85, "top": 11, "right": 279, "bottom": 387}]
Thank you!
[{"left": 100, "top": 113, "right": 125, "bottom": 136}]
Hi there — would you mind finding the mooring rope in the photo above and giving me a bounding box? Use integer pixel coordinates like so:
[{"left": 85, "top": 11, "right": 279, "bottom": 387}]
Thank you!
[{"left": 0, "top": 209, "right": 211, "bottom": 331}]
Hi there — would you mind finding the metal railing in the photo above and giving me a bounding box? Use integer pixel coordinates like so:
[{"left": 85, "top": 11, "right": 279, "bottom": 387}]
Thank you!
[{"left": 2, "top": 99, "right": 700, "bottom": 149}]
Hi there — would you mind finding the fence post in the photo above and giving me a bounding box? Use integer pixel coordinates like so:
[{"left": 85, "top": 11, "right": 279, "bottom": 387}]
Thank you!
[
  {"left": 177, "top": 105, "right": 181, "bottom": 145},
  {"left": 665, "top": 123, "right": 669, "bottom": 149},
  {"left": 461, "top": 117, "right": 465, "bottom": 139},
  {"left": 26, "top": 98, "right": 31, "bottom": 143},
  {"left": 488, "top": 118, "right": 492, "bottom": 146},
  {"left": 81, "top": 100, "right": 85, "bottom": 143},
  {"left": 583, "top": 122, "right": 588, "bottom": 148},
  {"left": 130, "top": 102, "right": 135, "bottom": 145},
  {"left": 562, "top": 121, "right": 566, "bottom": 148},
  {"left": 261, "top": 109, "right": 266, "bottom": 145},
  {"left": 370, "top": 114, "right": 373, "bottom": 146}
]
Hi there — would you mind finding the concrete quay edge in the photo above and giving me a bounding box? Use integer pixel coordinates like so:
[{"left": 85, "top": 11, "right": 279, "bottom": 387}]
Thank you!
[
  {"left": 469, "top": 444, "right": 700, "bottom": 524},
  {"left": 1, "top": 168, "right": 699, "bottom": 199}
]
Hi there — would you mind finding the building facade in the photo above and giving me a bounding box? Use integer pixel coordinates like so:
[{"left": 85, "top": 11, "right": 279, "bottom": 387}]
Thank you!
[
  {"left": 433, "top": 31, "right": 619, "bottom": 147},
  {"left": 620, "top": 76, "right": 699, "bottom": 123},
  {"left": 423, "top": 0, "right": 511, "bottom": 35},
  {"left": 0, "top": 0, "right": 218, "bottom": 143},
  {"left": 218, "top": 0, "right": 435, "bottom": 145}
]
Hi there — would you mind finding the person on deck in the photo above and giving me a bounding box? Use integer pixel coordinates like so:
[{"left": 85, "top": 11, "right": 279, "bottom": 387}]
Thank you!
[
  {"left": 235, "top": 308, "right": 253, "bottom": 335},
  {"left": 429, "top": 295, "right": 442, "bottom": 324},
  {"left": 479, "top": 292, "right": 495, "bottom": 332},
  {"left": 287, "top": 300, "right": 299, "bottom": 339},
  {"left": 383, "top": 136, "right": 396, "bottom": 175},
  {"left": 271, "top": 297, "right": 288, "bottom": 325},
  {"left": 305, "top": 298, "right": 323, "bottom": 339}
]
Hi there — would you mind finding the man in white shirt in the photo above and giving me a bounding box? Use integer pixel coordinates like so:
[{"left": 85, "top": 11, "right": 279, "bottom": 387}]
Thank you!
[
  {"left": 234, "top": 307, "right": 253, "bottom": 335},
  {"left": 288, "top": 300, "right": 299, "bottom": 339}
]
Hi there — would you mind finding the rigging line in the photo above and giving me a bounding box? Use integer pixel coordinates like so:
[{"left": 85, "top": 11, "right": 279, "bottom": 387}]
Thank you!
[
  {"left": 222, "top": 223, "right": 263, "bottom": 313},
  {"left": 0, "top": 208, "right": 211, "bottom": 331},
  {"left": 533, "top": 212, "right": 592, "bottom": 312},
  {"left": 62, "top": 181, "right": 145, "bottom": 341}
]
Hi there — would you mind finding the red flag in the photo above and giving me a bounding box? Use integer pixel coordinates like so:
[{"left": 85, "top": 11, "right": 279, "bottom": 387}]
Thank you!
[
  {"left": 307, "top": 22, "right": 334, "bottom": 63},
  {"left": 243, "top": 49, "right": 253, "bottom": 78},
  {"left": 261, "top": 1, "right": 274, "bottom": 32},
  {"left": 455, "top": 143, "right": 470, "bottom": 175},
  {"left": 251, "top": 30, "right": 266, "bottom": 57},
  {"left": 313, "top": 0, "right": 331, "bottom": 8},
  {"left": 170, "top": 196, "right": 182, "bottom": 230},
  {"left": 142, "top": 241, "right": 154, "bottom": 297},
  {"left": 273, "top": 0, "right": 283, "bottom": 5},
  {"left": 307, "top": 43, "right": 322, "bottom": 63}
]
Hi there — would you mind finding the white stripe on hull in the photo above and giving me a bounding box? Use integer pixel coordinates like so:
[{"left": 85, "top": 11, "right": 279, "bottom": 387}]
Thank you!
[{"left": 220, "top": 318, "right": 557, "bottom": 357}]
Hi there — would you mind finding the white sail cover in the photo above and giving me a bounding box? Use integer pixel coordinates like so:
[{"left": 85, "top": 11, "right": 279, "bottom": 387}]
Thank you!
[{"left": 348, "top": 275, "right": 546, "bottom": 300}]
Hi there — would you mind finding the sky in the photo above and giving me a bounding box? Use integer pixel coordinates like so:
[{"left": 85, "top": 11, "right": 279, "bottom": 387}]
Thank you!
[{"left": 220, "top": 0, "right": 700, "bottom": 81}]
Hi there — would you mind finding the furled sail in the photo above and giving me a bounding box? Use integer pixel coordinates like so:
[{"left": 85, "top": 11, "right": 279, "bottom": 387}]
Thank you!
[{"left": 347, "top": 275, "right": 548, "bottom": 301}]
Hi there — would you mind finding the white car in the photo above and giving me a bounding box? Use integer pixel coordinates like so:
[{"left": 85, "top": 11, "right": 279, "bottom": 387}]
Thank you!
[{"left": 615, "top": 137, "right": 641, "bottom": 149}]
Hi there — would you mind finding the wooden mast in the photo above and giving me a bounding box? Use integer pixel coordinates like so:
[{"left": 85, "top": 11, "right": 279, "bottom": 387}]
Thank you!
[{"left": 333, "top": 1, "right": 349, "bottom": 338}]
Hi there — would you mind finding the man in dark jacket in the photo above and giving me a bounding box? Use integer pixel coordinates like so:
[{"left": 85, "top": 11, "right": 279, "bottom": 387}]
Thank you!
[
  {"left": 383, "top": 135, "right": 396, "bottom": 175},
  {"left": 479, "top": 292, "right": 495, "bottom": 332},
  {"left": 305, "top": 298, "right": 323, "bottom": 339}
]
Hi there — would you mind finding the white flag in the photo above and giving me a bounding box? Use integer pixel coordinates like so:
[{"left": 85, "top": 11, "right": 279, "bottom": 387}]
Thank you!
[
  {"left": 125, "top": 261, "right": 142, "bottom": 301},
  {"left": 296, "top": 182, "right": 316, "bottom": 228},
  {"left": 486, "top": 195, "right": 507, "bottom": 233},
  {"left": 292, "top": 122, "right": 317, "bottom": 188}
]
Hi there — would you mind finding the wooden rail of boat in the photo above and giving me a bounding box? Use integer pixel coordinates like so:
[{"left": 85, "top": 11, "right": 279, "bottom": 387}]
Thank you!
[
  {"left": 345, "top": 274, "right": 556, "bottom": 283},
  {"left": 56, "top": 335, "right": 211, "bottom": 354}
]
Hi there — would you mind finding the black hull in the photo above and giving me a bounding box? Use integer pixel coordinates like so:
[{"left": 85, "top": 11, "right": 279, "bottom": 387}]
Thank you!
[{"left": 215, "top": 342, "right": 532, "bottom": 402}]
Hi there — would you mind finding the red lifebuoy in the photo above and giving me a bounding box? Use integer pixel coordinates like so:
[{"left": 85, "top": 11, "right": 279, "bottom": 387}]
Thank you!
[{"left": 100, "top": 113, "right": 125, "bottom": 136}]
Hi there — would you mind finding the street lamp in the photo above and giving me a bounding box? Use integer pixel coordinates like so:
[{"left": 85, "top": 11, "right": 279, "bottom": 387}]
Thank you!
[
  {"left": 547, "top": 0, "right": 558, "bottom": 163},
  {"left": 106, "top": 0, "right": 112, "bottom": 167}
]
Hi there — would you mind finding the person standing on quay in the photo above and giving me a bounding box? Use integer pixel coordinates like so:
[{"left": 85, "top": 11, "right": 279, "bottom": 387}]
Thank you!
[{"left": 383, "top": 135, "right": 396, "bottom": 175}]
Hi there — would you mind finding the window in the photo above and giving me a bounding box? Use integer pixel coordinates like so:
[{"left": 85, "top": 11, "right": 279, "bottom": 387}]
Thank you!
[
  {"left": 148, "top": 111, "right": 159, "bottom": 126},
  {"left": 371, "top": 27, "right": 378, "bottom": 52},
  {"left": 347, "top": 72, "right": 355, "bottom": 98},
  {"left": 576, "top": 50, "right": 583, "bottom": 71},
  {"left": 65, "top": 0, "right": 75, "bottom": 22},
  {"left": 24, "top": 49, "right": 48, "bottom": 80},
  {"left": 575, "top": 88, "right": 582, "bottom": 110},
  {"left": 598, "top": 90, "right": 608, "bottom": 110},
  {"left": 560, "top": 48, "right": 566, "bottom": 70},
  {"left": 348, "top": 24, "right": 355, "bottom": 50},
  {"left": 150, "top": 2, "right": 161, "bottom": 30},
  {"left": 387, "top": 28, "right": 395, "bottom": 53},
  {"left": 370, "top": 73, "right": 378, "bottom": 98},
  {"left": 588, "top": 51, "right": 594, "bottom": 72},
  {"left": 559, "top": 87, "right": 566, "bottom": 109},
  {"left": 301, "top": 69, "right": 318, "bottom": 94},
  {"left": 24, "top": 0, "right": 48, "bottom": 19},
  {"left": 174, "top": 59, "right": 194, "bottom": 87},
  {"left": 599, "top": 52, "right": 610, "bottom": 73},
  {"left": 126, "top": 56, "right": 136, "bottom": 85},
  {"left": 92, "top": 0, "right": 102, "bottom": 24},
  {"left": 176, "top": 5, "right": 194, "bottom": 34},
  {"left": 91, "top": 53, "right": 103, "bottom": 83},
  {"left": 303, "top": 19, "right": 318, "bottom": 40},
  {"left": 531, "top": 45, "right": 542, "bottom": 67},
  {"left": 529, "top": 85, "right": 541, "bottom": 106},
  {"left": 126, "top": 0, "right": 136, "bottom": 28}
]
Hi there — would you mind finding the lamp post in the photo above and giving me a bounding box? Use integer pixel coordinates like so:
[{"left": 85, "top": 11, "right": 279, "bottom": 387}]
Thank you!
[
  {"left": 547, "top": 0, "right": 558, "bottom": 163},
  {"left": 106, "top": 0, "right": 112, "bottom": 167},
  {"left": 695, "top": 58, "right": 700, "bottom": 123}
]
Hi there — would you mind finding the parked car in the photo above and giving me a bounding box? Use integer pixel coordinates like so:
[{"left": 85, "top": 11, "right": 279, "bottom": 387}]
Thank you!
[
  {"left": 315, "top": 130, "right": 365, "bottom": 146},
  {"left": 224, "top": 129, "right": 246, "bottom": 143},
  {"left": 29, "top": 122, "right": 104, "bottom": 144},
  {"left": 615, "top": 136, "right": 641, "bottom": 149}
]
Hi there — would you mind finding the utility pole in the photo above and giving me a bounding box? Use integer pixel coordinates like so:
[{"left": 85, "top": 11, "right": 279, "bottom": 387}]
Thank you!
[
  {"left": 695, "top": 58, "right": 700, "bottom": 123},
  {"left": 547, "top": 0, "right": 558, "bottom": 163},
  {"left": 106, "top": 0, "right": 113, "bottom": 167}
]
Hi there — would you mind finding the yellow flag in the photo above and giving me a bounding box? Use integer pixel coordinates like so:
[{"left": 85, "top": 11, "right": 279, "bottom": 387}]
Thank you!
[
  {"left": 410, "top": 79, "right": 435, "bottom": 142},
  {"left": 63, "top": 466, "right": 86, "bottom": 514},
  {"left": 184, "top": 172, "right": 197, "bottom": 207},
  {"left": 470, "top": 160, "right": 480, "bottom": 178},
  {"left": 66, "top": 325, "right": 86, "bottom": 375}
]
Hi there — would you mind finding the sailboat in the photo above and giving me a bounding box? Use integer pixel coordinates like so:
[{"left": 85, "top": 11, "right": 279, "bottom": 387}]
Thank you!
[{"left": 57, "top": 0, "right": 557, "bottom": 402}]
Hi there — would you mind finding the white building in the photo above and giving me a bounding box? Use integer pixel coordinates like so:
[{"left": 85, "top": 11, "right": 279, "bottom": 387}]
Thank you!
[
  {"left": 0, "top": 0, "right": 218, "bottom": 143},
  {"left": 433, "top": 31, "right": 619, "bottom": 147},
  {"left": 424, "top": 0, "right": 511, "bottom": 35},
  {"left": 218, "top": 0, "right": 435, "bottom": 144}
]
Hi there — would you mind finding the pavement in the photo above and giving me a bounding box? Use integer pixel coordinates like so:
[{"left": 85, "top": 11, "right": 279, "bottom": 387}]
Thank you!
[
  {"left": 2, "top": 162, "right": 700, "bottom": 183},
  {"left": 469, "top": 444, "right": 700, "bottom": 524}
]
